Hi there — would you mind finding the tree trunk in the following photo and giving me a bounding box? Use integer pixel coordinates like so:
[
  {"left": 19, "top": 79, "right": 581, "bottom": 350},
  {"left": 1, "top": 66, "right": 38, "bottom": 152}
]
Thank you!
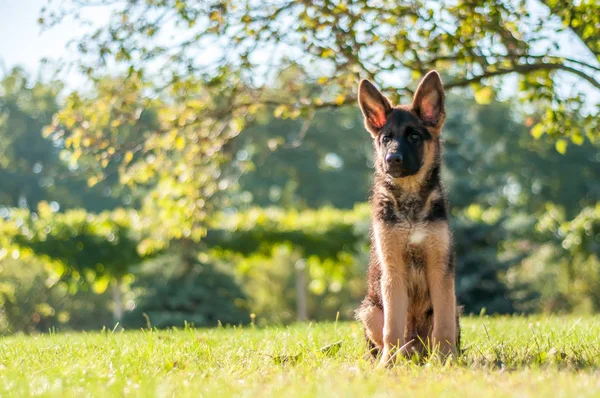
[
  {"left": 295, "top": 259, "right": 308, "bottom": 322},
  {"left": 181, "top": 238, "right": 195, "bottom": 274},
  {"left": 112, "top": 278, "right": 124, "bottom": 325}
]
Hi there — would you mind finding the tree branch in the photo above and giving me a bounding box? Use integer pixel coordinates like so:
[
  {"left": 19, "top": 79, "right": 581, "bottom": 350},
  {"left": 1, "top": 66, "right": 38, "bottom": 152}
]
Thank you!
[{"left": 446, "top": 63, "right": 600, "bottom": 90}]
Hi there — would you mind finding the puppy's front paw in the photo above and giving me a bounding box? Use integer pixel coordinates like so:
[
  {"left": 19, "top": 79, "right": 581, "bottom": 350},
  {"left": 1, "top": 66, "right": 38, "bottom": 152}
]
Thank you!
[
  {"left": 378, "top": 346, "right": 394, "bottom": 368},
  {"left": 431, "top": 332, "right": 457, "bottom": 360}
]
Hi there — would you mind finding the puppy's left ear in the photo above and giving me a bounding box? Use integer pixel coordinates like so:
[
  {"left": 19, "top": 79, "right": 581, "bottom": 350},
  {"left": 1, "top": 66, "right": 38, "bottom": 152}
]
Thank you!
[
  {"left": 412, "top": 71, "right": 445, "bottom": 131},
  {"left": 358, "top": 79, "right": 392, "bottom": 136}
]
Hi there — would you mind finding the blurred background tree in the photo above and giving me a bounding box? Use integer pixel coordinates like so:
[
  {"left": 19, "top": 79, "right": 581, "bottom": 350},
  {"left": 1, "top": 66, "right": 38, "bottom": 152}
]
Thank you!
[
  {"left": 0, "top": 68, "right": 129, "bottom": 212},
  {"left": 0, "top": 0, "right": 598, "bottom": 332}
]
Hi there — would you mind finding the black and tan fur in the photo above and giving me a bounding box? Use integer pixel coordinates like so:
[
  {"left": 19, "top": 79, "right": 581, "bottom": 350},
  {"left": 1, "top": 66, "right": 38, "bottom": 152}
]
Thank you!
[{"left": 354, "top": 71, "right": 460, "bottom": 366}]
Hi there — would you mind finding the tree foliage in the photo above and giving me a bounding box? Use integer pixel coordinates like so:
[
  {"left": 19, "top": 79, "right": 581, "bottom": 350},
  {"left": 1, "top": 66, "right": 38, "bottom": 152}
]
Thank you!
[
  {"left": 0, "top": 68, "right": 62, "bottom": 210},
  {"left": 3, "top": 203, "right": 151, "bottom": 291},
  {"left": 41, "top": 0, "right": 599, "bottom": 146},
  {"left": 0, "top": 256, "right": 116, "bottom": 334},
  {"left": 0, "top": 68, "right": 134, "bottom": 212},
  {"left": 206, "top": 205, "right": 369, "bottom": 259},
  {"left": 531, "top": 203, "right": 600, "bottom": 310},
  {"left": 44, "top": 71, "right": 248, "bottom": 248}
]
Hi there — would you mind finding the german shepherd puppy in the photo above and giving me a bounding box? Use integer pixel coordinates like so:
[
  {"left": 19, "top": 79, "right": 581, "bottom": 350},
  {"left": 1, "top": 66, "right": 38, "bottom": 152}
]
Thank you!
[{"left": 355, "top": 71, "right": 460, "bottom": 366}]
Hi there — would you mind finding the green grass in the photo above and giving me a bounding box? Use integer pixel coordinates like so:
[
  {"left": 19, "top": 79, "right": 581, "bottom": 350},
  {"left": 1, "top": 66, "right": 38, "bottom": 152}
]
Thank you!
[{"left": 2, "top": 316, "right": 600, "bottom": 397}]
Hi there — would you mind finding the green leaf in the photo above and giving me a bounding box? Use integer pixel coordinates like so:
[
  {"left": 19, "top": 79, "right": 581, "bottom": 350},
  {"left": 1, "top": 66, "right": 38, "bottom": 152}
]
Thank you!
[
  {"left": 92, "top": 276, "right": 111, "bottom": 294},
  {"left": 320, "top": 49, "right": 335, "bottom": 58},
  {"left": 572, "top": 132, "right": 584, "bottom": 146},
  {"left": 531, "top": 124, "right": 544, "bottom": 139},
  {"left": 87, "top": 176, "right": 99, "bottom": 187},
  {"left": 474, "top": 86, "right": 493, "bottom": 105},
  {"left": 555, "top": 139, "right": 567, "bottom": 154},
  {"left": 124, "top": 151, "right": 134, "bottom": 164}
]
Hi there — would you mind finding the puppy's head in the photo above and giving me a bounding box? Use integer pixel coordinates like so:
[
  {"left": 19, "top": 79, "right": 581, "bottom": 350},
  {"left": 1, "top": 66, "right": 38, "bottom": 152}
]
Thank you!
[{"left": 358, "top": 71, "right": 445, "bottom": 180}]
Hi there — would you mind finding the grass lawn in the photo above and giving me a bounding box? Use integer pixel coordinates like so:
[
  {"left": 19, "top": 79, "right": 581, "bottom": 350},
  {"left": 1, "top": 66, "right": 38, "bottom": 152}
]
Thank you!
[{"left": 1, "top": 315, "right": 600, "bottom": 397}]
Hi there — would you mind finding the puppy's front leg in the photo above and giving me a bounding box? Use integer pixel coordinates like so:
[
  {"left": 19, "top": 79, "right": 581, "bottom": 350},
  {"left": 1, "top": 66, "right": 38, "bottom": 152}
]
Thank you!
[
  {"left": 425, "top": 223, "right": 457, "bottom": 358},
  {"left": 374, "top": 223, "right": 408, "bottom": 367},
  {"left": 380, "top": 268, "right": 408, "bottom": 366}
]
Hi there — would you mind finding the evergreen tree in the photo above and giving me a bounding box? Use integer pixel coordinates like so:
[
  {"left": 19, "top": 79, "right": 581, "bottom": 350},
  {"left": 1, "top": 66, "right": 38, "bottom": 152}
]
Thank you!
[{"left": 123, "top": 259, "right": 250, "bottom": 329}]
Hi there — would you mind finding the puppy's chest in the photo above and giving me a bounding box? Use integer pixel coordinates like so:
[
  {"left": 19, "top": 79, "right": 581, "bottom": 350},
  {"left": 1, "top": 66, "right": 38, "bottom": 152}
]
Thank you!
[
  {"left": 401, "top": 225, "right": 428, "bottom": 269},
  {"left": 377, "top": 192, "right": 425, "bottom": 224},
  {"left": 376, "top": 222, "right": 430, "bottom": 298},
  {"left": 380, "top": 223, "right": 430, "bottom": 299},
  {"left": 377, "top": 199, "right": 433, "bottom": 267},
  {"left": 377, "top": 220, "right": 429, "bottom": 265}
]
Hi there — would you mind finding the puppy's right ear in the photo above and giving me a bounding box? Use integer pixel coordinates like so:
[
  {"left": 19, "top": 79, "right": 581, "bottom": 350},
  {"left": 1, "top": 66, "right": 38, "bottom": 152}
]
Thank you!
[{"left": 358, "top": 79, "right": 392, "bottom": 136}]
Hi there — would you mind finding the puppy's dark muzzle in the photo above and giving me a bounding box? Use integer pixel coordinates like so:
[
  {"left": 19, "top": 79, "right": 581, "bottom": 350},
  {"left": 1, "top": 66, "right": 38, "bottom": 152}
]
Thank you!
[
  {"left": 385, "top": 153, "right": 419, "bottom": 178},
  {"left": 386, "top": 153, "right": 402, "bottom": 166},
  {"left": 385, "top": 153, "right": 405, "bottom": 177}
]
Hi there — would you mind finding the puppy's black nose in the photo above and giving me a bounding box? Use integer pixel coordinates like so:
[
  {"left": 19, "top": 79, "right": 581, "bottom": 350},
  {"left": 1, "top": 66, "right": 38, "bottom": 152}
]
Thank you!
[{"left": 386, "top": 153, "right": 402, "bottom": 165}]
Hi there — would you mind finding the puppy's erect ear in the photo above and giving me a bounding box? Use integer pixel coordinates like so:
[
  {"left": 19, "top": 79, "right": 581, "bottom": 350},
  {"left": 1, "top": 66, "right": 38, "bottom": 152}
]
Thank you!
[
  {"left": 412, "top": 71, "right": 445, "bottom": 131},
  {"left": 358, "top": 79, "right": 392, "bottom": 135}
]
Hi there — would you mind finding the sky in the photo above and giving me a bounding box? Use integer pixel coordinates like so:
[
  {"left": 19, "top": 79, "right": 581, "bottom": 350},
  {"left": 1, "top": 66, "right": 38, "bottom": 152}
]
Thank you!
[
  {"left": 0, "top": 0, "right": 111, "bottom": 86},
  {"left": 0, "top": 0, "right": 78, "bottom": 71}
]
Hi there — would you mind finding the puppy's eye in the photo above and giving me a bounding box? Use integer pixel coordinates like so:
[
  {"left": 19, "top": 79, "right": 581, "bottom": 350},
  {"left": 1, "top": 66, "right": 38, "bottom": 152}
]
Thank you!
[
  {"left": 408, "top": 133, "right": 421, "bottom": 142},
  {"left": 382, "top": 135, "right": 392, "bottom": 144}
]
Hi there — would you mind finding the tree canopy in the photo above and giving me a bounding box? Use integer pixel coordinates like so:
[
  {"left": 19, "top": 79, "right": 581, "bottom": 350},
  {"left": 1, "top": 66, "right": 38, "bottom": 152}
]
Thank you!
[{"left": 42, "top": 0, "right": 599, "bottom": 142}]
